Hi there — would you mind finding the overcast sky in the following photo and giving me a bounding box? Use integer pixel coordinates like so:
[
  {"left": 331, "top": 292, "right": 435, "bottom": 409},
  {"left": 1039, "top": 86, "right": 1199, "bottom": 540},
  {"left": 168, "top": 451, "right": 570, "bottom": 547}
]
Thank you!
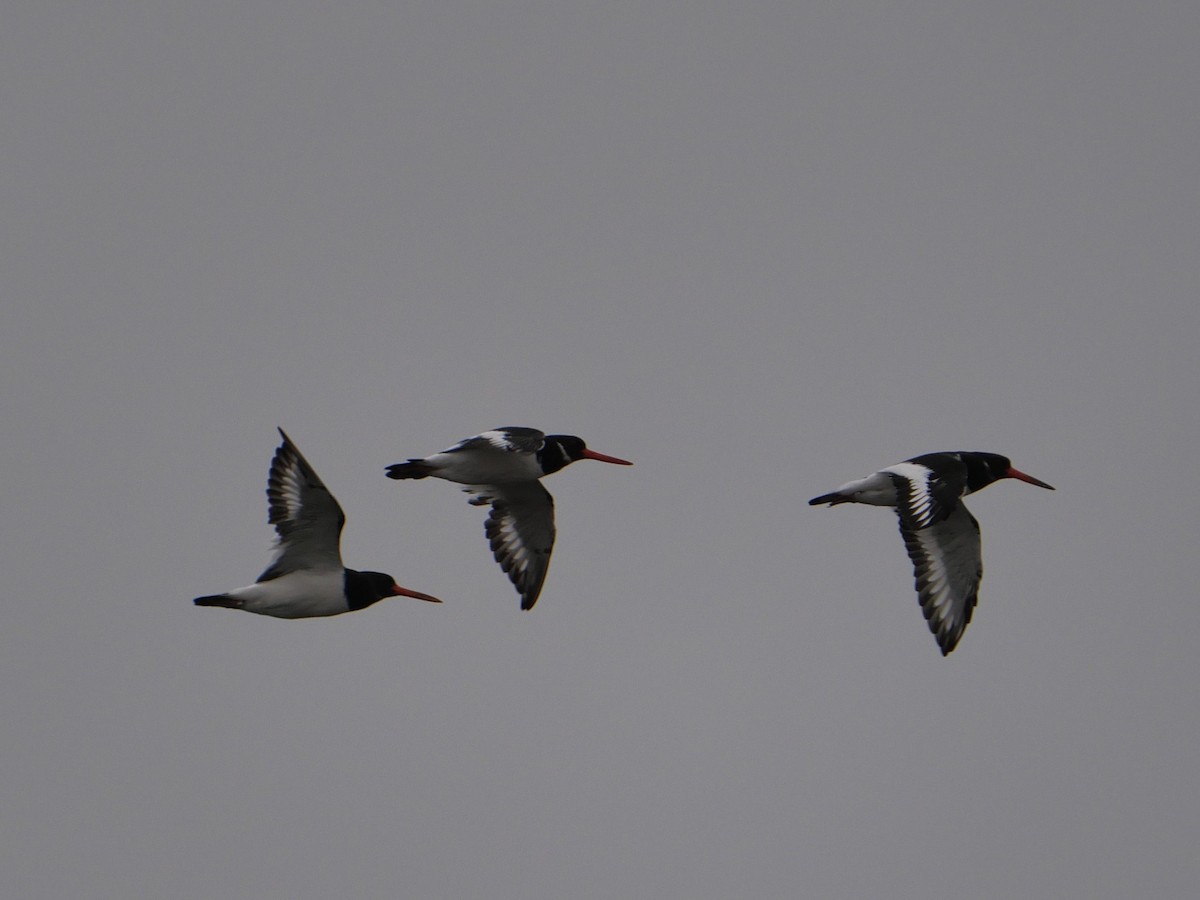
[{"left": 2, "top": 2, "right": 1197, "bottom": 898}]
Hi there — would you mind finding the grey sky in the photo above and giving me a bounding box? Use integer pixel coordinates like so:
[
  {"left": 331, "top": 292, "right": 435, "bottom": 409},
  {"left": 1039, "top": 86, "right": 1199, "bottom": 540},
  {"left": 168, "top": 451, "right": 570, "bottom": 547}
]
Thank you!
[{"left": 2, "top": 2, "right": 1197, "bottom": 898}]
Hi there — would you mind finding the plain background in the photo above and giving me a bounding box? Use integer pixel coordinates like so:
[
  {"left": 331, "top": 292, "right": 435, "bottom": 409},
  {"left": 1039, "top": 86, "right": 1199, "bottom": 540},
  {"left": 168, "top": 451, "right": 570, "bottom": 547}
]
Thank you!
[{"left": 2, "top": 2, "right": 1197, "bottom": 898}]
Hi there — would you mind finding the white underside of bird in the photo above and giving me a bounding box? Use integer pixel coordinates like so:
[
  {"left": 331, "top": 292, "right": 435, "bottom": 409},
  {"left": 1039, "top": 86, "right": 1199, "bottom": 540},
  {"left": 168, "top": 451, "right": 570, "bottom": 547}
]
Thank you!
[{"left": 215, "top": 570, "right": 350, "bottom": 618}]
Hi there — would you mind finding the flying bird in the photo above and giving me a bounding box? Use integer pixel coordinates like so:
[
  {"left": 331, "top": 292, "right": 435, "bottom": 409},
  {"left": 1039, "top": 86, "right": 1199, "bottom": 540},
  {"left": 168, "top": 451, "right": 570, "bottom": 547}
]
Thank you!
[
  {"left": 194, "top": 429, "right": 442, "bottom": 617},
  {"left": 386, "top": 427, "right": 632, "bottom": 610},
  {"left": 809, "top": 452, "right": 1054, "bottom": 655}
]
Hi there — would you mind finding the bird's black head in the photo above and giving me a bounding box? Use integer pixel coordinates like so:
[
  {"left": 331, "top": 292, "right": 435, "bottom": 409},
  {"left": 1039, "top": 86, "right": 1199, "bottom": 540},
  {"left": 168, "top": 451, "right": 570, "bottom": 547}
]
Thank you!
[
  {"left": 540, "top": 435, "right": 587, "bottom": 474},
  {"left": 344, "top": 570, "right": 442, "bottom": 611},
  {"left": 540, "top": 434, "right": 633, "bottom": 475},
  {"left": 962, "top": 452, "right": 1055, "bottom": 493},
  {"left": 961, "top": 452, "right": 1013, "bottom": 491}
]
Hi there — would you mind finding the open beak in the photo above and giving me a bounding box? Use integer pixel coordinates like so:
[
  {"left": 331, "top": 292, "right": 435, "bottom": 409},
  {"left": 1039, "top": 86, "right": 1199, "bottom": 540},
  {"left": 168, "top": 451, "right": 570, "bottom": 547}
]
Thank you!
[
  {"left": 581, "top": 448, "right": 633, "bottom": 466},
  {"left": 392, "top": 584, "right": 443, "bottom": 604},
  {"left": 1006, "top": 467, "right": 1055, "bottom": 490}
]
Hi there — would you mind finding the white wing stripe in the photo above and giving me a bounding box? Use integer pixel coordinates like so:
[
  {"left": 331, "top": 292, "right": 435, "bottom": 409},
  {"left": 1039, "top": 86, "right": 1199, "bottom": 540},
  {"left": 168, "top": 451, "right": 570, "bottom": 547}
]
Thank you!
[{"left": 884, "top": 462, "right": 940, "bottom": 529}]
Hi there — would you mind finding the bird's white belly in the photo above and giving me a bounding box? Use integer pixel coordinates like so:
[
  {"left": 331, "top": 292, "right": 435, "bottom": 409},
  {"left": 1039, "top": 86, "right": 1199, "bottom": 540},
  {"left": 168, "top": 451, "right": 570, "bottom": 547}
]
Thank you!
[
  {"left": 228, "top": 569, "right": 348, "bottom": 618},
  {"left": 428, "top": 451, "right": 544, "bottom": 485}
]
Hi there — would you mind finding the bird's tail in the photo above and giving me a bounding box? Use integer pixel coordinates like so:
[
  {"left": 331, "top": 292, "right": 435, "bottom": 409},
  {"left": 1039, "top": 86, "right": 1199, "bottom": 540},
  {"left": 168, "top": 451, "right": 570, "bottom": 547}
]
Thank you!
[
  {"left": 385, "top": 460, "right": 433, "bottom": 480},
  {"left": 193, "top": 594, "right": 243, "bottom": 609},
  {"left": 808, "top": 492, "right": 851, "bottom": 507}
]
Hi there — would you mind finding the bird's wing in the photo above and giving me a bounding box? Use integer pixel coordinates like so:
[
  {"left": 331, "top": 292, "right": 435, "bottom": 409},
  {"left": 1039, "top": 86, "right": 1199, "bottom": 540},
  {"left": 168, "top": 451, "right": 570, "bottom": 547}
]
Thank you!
[
  {"left": 446, "top": 428, "right": 546, "bottom": 456},
  {"left": 465, "top": 481, "right": 555, "bottom": 610},
  {"left": 885, "top": 459, "right": 966, "bottom": 529},
  {"left": 896, "top": 501, "right": 982, "bottom": 656},
  {"left": 257, "top": 428, "right": 345, "bottom": 581}
]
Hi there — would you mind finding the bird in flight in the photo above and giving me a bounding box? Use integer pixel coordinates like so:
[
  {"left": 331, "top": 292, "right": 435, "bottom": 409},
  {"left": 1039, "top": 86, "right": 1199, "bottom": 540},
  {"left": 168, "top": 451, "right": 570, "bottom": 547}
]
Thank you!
[
  {"left": 195, "top": 428, "right": 442, "bottom": 617},
  {"left": 809, "top": 451, "right": 1054, "bottom": 655},
  {"left": 386, "top": 427, "right": 632, "bottom": 610}
]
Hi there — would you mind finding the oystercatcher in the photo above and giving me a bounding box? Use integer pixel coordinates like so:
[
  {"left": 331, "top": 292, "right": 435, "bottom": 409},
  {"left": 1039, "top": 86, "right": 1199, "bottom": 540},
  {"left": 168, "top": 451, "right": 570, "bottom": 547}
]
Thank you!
[
  {"left": 194, "top": 429, "right": 442, "bottom": 617},
  {"left": 386, "top": 427, "right": 632, "bottom": 610},
  {"left": 809, "top": 452, "right": 1054, "bottom": 655}
]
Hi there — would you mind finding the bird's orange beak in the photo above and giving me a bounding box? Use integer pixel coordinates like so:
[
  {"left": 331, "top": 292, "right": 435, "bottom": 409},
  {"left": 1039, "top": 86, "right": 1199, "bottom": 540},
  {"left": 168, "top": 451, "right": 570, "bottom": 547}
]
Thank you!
[
  {"left": 392, "top": 584, "right": 443, "bottom": 603},
  {"left": 1006, "top": 467, "right": 1055, "bottom": 490},
  {"left": 581, "top": 449, "right": 633, "bottom": 466}
]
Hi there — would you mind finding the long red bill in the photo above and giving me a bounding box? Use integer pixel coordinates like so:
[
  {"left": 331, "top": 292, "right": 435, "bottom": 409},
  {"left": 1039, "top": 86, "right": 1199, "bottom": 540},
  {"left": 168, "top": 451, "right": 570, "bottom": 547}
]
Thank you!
[
  {"left": 581, "top": 448, "right": 633, "bottom": 466},
  {"left": 392, "top": 584, "right": 443, "bottom": 603},
  {"left": 1006, "top": 467, "right": 1055, "bottom": 490}
]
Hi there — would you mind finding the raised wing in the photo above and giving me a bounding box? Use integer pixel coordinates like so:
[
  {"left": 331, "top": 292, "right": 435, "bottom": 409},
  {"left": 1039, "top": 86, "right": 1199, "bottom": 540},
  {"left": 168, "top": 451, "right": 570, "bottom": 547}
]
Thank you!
[
  {"left": 257, "top": 428, "right": 345, "bottom": 581},
  {"left": 466, "top": 481, "right": 556, "bottom": 610},
  {"left": 896, "top": 502, "right": 982, "bottom": 656}
]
